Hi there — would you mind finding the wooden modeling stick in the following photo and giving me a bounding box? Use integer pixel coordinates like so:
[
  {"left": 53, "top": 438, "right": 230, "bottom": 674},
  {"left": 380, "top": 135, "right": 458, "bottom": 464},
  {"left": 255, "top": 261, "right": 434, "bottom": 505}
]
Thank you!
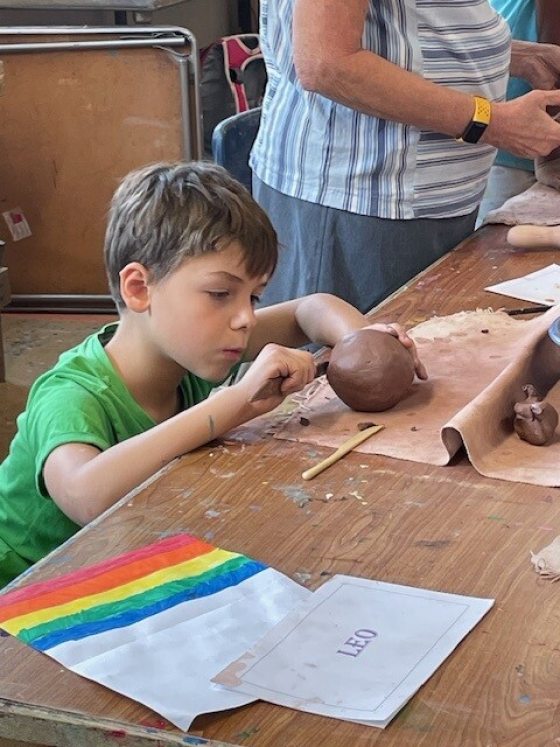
[
  {"left": 301, "top": 424, "right": 384, "bottom": 481},
  {"left": 506, "top": 224, "right": 560, "bottom": 249}
]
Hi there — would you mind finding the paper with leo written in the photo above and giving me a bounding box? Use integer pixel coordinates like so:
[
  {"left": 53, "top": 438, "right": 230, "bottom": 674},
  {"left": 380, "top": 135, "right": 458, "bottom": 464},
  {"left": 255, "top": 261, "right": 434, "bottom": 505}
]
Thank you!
[{"left": 214, "top": 575, "right": 493, "bottom": 728}]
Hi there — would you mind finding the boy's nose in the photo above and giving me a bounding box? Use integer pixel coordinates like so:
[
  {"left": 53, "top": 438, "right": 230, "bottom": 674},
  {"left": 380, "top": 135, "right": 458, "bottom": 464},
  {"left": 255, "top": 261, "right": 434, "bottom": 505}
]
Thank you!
[{"left": 231, "top": 303, "right": 257, "bottom": 330}]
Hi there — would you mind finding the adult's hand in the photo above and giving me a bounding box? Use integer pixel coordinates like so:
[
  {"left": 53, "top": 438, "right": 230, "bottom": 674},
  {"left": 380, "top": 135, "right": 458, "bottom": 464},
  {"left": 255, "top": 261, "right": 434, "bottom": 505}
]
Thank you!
[{"left": 484, "top": 89, "right": 560, "bottom": 157}]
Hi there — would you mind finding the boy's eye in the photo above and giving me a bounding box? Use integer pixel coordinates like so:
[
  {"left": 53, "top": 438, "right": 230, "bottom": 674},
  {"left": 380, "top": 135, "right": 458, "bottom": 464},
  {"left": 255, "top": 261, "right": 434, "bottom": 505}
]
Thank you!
[
  {"left": 208, "top": 291, "right": 230, "bottom": 300},
  {"left": 250, "top": 294, "right": 261, "bottom": 306}
]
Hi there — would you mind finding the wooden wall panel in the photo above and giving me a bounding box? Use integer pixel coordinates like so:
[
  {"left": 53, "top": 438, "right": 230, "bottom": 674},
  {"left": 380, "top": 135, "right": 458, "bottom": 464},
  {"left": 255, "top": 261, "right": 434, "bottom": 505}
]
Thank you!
[{"left": 0, "top": 39, "right": 187, "bottom": 295}]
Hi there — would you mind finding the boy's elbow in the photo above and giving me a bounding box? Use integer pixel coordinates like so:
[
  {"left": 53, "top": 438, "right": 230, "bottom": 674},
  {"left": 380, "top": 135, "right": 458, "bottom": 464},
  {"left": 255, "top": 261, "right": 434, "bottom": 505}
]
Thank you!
[
  {"left": 53, "top": 490, "right": 96, "bottom": 527},
  {"left": 44, "top": 444, "right": 111, "bottom": 527},
  {"left": 50, "top": 479, "right": 108, "bottom": 527},
  {"left": 72, "top": 501, "right": 102, "bottom": 527}
]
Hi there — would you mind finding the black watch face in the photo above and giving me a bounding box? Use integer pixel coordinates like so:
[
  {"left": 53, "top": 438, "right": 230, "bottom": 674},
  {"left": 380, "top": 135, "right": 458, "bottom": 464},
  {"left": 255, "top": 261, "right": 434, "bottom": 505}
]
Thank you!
[{"left": 463, "top": 121, "right": 487, "bottom": 144}]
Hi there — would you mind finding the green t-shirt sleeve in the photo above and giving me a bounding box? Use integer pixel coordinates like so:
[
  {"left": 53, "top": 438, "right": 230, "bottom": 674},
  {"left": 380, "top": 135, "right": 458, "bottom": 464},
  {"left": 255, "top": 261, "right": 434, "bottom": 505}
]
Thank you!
[{"left": 24, "top": 379, "right": 116, "bottom": 498}]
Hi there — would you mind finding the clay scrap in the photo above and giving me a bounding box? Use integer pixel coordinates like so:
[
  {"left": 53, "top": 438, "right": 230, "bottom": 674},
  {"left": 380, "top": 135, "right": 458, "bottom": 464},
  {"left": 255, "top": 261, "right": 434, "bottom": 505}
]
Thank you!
[
  {"left": 513, "top": 384, "right": 558, "bottom": 446},
  {"left": 531, "top": 535, "right": 560, "bottom": 581}
]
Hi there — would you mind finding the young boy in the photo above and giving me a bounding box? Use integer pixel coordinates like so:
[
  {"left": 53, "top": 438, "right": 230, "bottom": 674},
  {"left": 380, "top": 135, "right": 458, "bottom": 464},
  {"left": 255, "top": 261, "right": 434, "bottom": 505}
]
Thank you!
[{"left": 0, "top": 161, "right": 425, "bottom": 587}]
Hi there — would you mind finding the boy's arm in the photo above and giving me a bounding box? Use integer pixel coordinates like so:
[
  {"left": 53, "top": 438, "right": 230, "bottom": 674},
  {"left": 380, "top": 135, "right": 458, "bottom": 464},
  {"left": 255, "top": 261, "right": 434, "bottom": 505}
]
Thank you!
[
  {"left": 246, "top": 294, "right": 367, "bottom": 355},
  {"left": 246, "top": 293, "right": 427, "bottom": 378},
  {"left": 44, "top": 296, "right": 423, "bottom": 527},
  {"left": 43, "top": 345, "right": 316, "bottom": 526}
]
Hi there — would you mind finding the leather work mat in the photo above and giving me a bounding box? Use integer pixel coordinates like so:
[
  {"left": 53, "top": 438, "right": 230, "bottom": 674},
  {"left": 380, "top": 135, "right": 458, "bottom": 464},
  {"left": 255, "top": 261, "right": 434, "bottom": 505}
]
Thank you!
[
  {"left": 482, "top": 182, "right": 560, "bottom": 227},
  {"left": 275, "top": 306, "right": 560, "bottom": 486}
]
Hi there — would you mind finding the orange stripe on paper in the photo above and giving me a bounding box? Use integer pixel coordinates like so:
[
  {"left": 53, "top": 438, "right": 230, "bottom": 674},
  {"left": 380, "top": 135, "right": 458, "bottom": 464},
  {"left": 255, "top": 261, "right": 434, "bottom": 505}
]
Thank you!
[{"left": 0, "top": 534, "right": 213, "bottom": 621}]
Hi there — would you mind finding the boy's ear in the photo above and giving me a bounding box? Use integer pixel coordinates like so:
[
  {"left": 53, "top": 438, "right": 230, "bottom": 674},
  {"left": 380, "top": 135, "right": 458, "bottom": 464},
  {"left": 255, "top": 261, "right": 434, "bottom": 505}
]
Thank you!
[{"left": 119, "top": 262, "right": 151, "bottom": 312}]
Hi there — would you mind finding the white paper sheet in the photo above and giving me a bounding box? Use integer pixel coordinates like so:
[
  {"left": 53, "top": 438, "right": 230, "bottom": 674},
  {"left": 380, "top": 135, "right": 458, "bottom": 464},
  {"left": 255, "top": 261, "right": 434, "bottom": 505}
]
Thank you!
[
  {"left": 52, "top": 567, "right": 310, "bottom": 730},
  {"left": 214, "top": 575, "right": 493, "bottom": 728},
  {"left": 485, "top": 264, "right": 560, "bottom": 305},
  {"left": 0, "top": 534, "right": 311, "bottom": 732}
]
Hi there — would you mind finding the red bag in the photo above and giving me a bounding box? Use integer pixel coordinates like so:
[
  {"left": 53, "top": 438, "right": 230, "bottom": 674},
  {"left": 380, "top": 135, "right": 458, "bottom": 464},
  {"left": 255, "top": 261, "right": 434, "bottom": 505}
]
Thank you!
[{"left": 200, "top": 34, "right": 267, "bottom": 155}]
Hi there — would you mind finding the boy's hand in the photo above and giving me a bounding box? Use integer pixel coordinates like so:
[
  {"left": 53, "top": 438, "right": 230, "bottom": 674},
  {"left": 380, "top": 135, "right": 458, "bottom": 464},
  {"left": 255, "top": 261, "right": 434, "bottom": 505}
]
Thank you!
[
  {"left": 364, "top": 322, "right": 428, "bottom": 380},
  {"left": 236, "top": 343, "right": 317, "bottom": 414}
]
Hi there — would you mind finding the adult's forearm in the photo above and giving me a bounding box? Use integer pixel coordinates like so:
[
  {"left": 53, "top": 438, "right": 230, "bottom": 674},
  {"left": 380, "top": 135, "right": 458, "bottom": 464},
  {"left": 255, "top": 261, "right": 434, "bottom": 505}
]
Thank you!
[
  {"left": 296, "top": 46, "right": 560, "bottom": 158},
  {"left": 510, "top": 40, "right": 560, "bottom": 88},
  {"left": 296, "top": 49, "right": 474, "bottom": 139},
  {"left": 293, "top": 0, "right": 474, "bottom": 137}
]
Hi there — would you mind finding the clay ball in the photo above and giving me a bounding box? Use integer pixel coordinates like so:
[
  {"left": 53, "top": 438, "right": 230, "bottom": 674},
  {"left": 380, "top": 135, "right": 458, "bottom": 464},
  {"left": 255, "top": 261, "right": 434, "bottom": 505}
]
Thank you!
[{"left": 327, "top": 328, "right": 415, "bottom": 412}]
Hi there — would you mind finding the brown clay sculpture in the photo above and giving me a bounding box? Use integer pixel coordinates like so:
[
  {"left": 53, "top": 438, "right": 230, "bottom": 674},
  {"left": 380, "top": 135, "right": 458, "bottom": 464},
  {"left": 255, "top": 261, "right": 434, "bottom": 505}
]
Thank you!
[
  {"left": 327, "top": 328, "right": 415, "bottom": 412},
  {"left": 513, "top": 384, "right": 558, "bottom": 446}
]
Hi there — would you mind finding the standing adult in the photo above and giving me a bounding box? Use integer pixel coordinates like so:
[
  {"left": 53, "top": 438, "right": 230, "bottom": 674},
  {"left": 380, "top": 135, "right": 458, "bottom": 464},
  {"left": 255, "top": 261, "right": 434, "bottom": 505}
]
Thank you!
[
  {"left": 251, "top": 0, "right": 560, "bottom": 313},
  {"left": 478, "top": 0, "right": 560, "bottom": 223}
]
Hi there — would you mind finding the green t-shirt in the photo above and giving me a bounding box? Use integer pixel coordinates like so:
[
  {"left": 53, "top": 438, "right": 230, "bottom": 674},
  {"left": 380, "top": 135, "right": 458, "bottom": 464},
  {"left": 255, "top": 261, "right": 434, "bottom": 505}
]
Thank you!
[{"left": 0, "top": 323, "right": 230, "bottom": 588}]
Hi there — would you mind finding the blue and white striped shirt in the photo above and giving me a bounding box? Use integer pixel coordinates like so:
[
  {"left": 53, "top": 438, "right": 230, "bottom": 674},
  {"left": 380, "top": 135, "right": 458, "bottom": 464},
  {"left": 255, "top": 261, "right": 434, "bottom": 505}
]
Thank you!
[{"left": 250, "top": 0, "right": 511, "bottom": 219}]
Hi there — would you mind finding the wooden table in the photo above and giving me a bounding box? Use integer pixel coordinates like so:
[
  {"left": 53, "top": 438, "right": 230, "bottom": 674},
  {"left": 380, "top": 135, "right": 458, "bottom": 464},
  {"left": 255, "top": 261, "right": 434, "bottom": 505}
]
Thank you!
[{"left": 2, "top": 224, "right": 560, "bottom": 747}]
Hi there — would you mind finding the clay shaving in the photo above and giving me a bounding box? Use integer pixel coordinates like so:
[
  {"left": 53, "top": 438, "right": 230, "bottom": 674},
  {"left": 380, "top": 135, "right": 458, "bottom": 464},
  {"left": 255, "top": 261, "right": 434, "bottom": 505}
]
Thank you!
[{"left": 531, "top": 535, "right": 560, "bottom": 581}]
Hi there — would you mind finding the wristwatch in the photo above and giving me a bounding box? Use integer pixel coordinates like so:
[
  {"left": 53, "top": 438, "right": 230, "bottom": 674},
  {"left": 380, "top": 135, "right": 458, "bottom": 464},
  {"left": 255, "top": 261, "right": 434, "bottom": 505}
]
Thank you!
[{"left": 457, "top": 96, "right": 492, "bottom": 144}]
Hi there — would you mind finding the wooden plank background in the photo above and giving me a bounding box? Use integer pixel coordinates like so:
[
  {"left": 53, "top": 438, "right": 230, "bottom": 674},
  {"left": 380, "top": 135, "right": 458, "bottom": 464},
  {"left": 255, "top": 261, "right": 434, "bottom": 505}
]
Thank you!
[{"left": 0, "top": 37, "right": 187, "bottom": 295}]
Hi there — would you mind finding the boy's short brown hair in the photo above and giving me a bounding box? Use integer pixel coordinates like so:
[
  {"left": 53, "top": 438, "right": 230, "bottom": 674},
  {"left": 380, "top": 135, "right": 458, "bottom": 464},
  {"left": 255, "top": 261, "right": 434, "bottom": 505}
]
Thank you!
[{"left": 104, "top": 161, "right": 278, "bottom": 308}]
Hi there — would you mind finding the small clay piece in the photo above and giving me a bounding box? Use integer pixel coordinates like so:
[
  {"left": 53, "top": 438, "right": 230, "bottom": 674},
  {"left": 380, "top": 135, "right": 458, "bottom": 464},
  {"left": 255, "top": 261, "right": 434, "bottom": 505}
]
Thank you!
[
  {"left": 327, "top": 329, "right": 415, "bottom": 412},
  {"left": 531, "top": 535, "right": 560, "bottom": 581},
  {"left": 299, "top": 416, "right": 310, "bottom": 427},
  {"left": 357, "top": 421, "right": 377, "bottom": 431},
  {"left": 513, "top": 384, "right": 559, "bottom": 446}
]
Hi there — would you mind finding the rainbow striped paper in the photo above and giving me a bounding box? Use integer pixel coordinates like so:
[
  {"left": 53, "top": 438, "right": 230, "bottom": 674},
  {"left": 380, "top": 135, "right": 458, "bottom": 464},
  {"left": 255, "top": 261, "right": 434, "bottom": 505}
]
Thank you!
[
  {"left": 0, "top": 533, "right": 309, "bottom": 729},
  {"left": 0, "top": 534, "right": 266, "bottom": 650}
]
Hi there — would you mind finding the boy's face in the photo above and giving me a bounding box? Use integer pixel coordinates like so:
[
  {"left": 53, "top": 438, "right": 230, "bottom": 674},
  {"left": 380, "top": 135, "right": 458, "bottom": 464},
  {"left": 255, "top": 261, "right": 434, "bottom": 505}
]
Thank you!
[{"left": 146, "top": 241, "right": 268, "bottom": 382}]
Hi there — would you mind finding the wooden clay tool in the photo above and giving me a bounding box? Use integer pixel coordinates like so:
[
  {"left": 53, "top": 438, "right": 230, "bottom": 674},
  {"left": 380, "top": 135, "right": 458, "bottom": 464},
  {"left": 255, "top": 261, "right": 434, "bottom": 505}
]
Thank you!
[
  {"left": 505, "top": 305, "right": 551, "bottom": 316},
  {"left": 506, "top": 224, "right": 560, "bottom": 249},
  {"left": 301, "top": 423, "right": 384, "bottom": 481}
]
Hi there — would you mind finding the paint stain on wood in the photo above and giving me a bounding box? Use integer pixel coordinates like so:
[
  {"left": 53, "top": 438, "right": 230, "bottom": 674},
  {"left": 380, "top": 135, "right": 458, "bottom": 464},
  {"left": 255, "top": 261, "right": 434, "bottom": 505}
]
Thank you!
[
  {"left": 414, "top": 539, "right": 451, "bottom": 549},
  {"left": 234, "top": 726, "right": 260, "bottom": 741},
  {"left": 274, "top": 484, "right": 312, "bottom": 508}
]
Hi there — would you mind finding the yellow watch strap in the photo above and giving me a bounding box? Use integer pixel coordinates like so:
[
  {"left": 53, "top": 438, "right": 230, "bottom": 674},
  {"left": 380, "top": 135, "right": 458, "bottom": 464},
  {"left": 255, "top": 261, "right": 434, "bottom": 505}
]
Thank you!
[
  {"left": 473, "top": 95, "right": 491, "bottom": 126},
  {"left": 457, "top": 96, "right": 492, "bottom": 143}
]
